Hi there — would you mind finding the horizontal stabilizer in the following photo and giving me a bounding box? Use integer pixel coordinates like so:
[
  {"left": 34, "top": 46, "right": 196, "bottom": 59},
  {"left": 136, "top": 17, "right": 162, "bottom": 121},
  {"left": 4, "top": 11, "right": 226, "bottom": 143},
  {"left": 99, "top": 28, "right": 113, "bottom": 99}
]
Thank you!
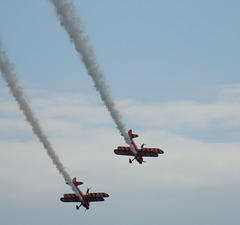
[
  {"left": 75, "top": 181, "right": 84, "bottom": 186},
  {"left": 66, "top": 181, "right": 83, "bottom": 186}
]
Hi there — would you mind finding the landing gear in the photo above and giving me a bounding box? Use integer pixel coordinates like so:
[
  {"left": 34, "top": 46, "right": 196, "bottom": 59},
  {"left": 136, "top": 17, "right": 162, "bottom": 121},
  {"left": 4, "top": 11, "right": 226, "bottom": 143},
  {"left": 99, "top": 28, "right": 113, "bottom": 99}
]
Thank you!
[
  {"left": 129, "top": 157, "right": 136, "bottom": 164},
  {"left": 76, "top": 204, "right": 82, "bottom": 210},
  {"left": 129, "top": 157, "right": 145, "bottom": 164}
]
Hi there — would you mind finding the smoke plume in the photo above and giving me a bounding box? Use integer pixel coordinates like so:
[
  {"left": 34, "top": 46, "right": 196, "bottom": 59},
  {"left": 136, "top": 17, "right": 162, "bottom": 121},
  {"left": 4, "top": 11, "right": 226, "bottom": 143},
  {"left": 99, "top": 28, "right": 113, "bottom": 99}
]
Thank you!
[
  {"left": 49, "top": 0, "right": 136, "bottom": 154},
  {"left": 0, "top": 41, "right": 82, "bottom": 200}
]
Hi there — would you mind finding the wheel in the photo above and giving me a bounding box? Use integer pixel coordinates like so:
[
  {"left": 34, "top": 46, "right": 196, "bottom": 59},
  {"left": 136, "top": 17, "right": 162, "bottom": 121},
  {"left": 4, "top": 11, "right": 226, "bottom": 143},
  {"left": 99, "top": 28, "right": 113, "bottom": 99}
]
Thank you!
[
  {"left": 129, "top": 159, "right": 132, "bottom": 164},
  {"left": 76, "top": 205, "right": 79, "bottom": 210}
]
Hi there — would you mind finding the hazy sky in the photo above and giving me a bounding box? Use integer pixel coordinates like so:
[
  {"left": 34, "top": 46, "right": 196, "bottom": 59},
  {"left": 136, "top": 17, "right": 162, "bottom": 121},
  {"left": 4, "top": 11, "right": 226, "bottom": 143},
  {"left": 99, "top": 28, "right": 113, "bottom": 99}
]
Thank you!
[{"left": 0, "top": 1, "right": 240, "bottom": 225}]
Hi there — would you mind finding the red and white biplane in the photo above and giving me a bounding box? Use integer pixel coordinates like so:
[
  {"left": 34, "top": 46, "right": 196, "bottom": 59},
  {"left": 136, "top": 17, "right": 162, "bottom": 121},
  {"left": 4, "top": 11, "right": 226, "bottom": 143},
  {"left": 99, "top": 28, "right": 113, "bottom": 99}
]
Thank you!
[
  {"left": 114, "top": 129, "right": 164, "bottom": 164},
  {"left": 60, "top": 177, "right": 109, "bottom": 210}
]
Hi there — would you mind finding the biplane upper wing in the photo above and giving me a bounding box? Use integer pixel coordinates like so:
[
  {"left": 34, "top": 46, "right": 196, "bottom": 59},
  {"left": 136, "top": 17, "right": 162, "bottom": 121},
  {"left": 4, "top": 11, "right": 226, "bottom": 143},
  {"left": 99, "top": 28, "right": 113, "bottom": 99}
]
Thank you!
[
  {"left": 138, "top": 148, "right": 164, "bottom": 157},
  {"left": 114, "top": 146, "right": 135, "bottom": 156},
  {"left": 60, "top": 193, "right": 80, "bottom": 202},
  {"left": 84, "top": 193, "right": 109, "bottom": 202}
]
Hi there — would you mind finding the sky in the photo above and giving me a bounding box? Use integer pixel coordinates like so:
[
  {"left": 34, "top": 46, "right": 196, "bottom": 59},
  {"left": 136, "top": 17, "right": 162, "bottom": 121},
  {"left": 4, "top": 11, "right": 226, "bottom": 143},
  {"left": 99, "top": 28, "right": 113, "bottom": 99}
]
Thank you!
[{"left": 0, "top": 0, "right": 240, "bottom": 224}]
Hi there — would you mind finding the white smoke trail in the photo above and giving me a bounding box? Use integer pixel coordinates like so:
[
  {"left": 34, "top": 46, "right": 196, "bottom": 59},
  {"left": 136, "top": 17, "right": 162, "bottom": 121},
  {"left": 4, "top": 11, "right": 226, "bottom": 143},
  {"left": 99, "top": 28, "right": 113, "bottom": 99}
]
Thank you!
[
  {"left": 48, "top": 0, "right": 136, "bottom": 154},
  {"left": 0, "top": 41, "right": 82, "bottom": 200}
]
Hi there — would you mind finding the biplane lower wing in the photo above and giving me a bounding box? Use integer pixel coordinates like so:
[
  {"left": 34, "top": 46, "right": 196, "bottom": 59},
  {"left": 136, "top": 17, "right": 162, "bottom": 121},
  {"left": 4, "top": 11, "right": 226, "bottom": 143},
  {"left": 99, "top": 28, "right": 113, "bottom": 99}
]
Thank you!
[
  {"left": 115, "top": 147, "right": 163, "bottom": 157},
  {"left": 60, "top": 193, "right": 80, "bottom": 202},
  {"left": 60, "top": 192, "right": 108, "bottom": 203},
  {"left": 84, "top": 193, "right": 109, "bottom": 202},
  {"left": 61, "top": 197, "right": 80, "bottom": 202},
  {"left": 138, "top": 148, "right": 164, "bottom": 157},
  {"left": 114, "top": 146, "right": 135, "bottom": 156}
]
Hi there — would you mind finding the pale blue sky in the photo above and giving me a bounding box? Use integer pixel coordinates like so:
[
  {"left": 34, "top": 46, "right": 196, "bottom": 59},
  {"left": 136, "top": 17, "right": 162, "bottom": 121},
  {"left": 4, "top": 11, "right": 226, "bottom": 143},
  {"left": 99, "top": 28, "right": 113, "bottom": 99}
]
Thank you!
[
  {"left": 0, "top": 1, "right": 240, "bottom": 225},
  {"left": 1, "top": 0, "right": 239, "bottom": 102}
]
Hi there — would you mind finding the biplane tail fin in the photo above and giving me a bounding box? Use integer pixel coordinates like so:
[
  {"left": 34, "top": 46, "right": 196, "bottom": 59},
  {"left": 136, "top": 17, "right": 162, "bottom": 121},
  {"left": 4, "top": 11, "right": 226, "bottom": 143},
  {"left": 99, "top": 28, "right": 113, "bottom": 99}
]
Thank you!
[
  {"left": 73, "top": 177, "right": 84, "bottom": 186},
  {"left": 128, "top": 129, "right": 139, "bottom": 139}
]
